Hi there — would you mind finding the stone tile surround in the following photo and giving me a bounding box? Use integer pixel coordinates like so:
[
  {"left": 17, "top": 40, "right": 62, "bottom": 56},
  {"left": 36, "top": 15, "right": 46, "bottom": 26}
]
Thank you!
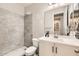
[{"left": 0, "top": 8, "right": 24, "bottom": 55}]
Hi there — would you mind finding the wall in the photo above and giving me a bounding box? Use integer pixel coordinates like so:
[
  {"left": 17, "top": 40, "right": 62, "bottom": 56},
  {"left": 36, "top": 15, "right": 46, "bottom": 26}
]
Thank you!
[
  {"left": 24, "top": 14, "right": 33, "bottom": 47},
  {"left": 25, "top": 3, "right": 48, "bottom": 38},
  {"left": 32, "top": 12, "right": 44, "bottom": 38},
  {"left": 0, "top": 3, "right": 24, "bottom": 16},
  {"left": 0, "top": 8, "right": 24, "bottom": 55},
  {"left": 44, "top": 10, "right": 54, "bottom": 34}
]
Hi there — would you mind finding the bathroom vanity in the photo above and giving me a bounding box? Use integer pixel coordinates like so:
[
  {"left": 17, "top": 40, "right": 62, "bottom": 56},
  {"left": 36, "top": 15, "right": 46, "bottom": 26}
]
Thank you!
[
  {"left": 38, "top": 3, "right": 79, "bottom": 56},
  {"left": 39, "top": 36, "right": 79, "bottom": 56}
]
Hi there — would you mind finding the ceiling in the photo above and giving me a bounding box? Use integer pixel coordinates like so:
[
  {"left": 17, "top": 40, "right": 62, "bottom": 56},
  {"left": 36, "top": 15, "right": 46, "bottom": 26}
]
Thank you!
[
  {"left": 0, "top": 3, "right": 32, "bottom": 8},
  {"left": 15, "top": 3, "right": 32, "bottom": 7}
]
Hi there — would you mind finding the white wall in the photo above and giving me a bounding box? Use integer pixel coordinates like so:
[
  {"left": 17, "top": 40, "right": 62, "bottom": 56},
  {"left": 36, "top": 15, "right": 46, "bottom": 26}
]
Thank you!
[
  {"left": 0, "top": 3, "right": 24, "bottom": 16},
  {"left": 25, "top": 3, "right": 48, "bottom": 38},
  {"left": 25, "top": 3, "right": 48, "bottom": 13},
  {"left": 32, "top": 12, "right": 44, "bottom": 38},
  {"left": 44, "top": 10, "right": 54, "bottom": 34}
]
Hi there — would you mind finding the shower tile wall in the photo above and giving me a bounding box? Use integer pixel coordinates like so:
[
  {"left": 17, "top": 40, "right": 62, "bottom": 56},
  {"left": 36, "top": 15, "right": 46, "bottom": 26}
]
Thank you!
[
  {"left": 0, "top": 8, "right": 24, "bottom": 55},
  {"left": 24, "top": 15, "right": 33, "bottom": 47}
]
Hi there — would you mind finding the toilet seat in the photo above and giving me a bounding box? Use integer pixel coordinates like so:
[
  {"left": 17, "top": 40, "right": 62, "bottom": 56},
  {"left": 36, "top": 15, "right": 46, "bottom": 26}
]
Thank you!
[{"left": 25, "top": 46, "right": 37, "bottom": 56}]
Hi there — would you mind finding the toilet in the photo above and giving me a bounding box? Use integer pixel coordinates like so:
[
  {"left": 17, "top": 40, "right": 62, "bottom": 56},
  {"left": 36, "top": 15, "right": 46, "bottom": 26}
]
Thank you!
[{"left": 25, "top": 38, "right": 39, "bottom": 56}]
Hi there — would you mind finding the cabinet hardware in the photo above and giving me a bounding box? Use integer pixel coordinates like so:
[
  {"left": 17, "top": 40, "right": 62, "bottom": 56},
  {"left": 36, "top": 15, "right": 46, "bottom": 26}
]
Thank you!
[
  {"left": 56, "top": 47, "right": 57, "bottom": 54},
  {"left": 52, "top": 46, "right": 54, "bottom": 53},
  {"left": 74, "top": 49, "right": 79, "bottom": 53}
]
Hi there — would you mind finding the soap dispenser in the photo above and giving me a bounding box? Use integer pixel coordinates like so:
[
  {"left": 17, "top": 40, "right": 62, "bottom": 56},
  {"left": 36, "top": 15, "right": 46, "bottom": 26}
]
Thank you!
[{"left": 45, "top": 31, "right": 49, "bottom": 37}]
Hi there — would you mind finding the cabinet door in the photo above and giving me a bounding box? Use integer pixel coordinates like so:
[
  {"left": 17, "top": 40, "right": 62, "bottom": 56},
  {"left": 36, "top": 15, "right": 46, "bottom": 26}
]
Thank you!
[
  {"left": 55, "top": 43, "right": 78, "bottom": 56},
  {"left": 39, "top": 40, "right": 55, "bottom": 56}
]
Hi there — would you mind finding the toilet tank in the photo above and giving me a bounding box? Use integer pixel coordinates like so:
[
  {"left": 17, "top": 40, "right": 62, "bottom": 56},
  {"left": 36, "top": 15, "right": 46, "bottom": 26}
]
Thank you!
[{"left": 32, "top": 38, "right": 39, "bottom": 47}]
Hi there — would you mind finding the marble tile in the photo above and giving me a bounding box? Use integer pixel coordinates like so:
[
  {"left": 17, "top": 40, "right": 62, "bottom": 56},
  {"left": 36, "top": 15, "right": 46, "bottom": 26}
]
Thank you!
[{"left": 0, "top": 8, "right": 24, "bottom": 55}]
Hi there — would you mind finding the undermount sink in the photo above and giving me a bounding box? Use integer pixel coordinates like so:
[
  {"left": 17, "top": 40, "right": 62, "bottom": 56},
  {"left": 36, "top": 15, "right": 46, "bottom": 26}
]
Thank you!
[
  {"left": 58, "top": 37, "right": 79, "bottom": 44},
  {"left": 54, "top": 36, "right": 78, "bottom": 43}
]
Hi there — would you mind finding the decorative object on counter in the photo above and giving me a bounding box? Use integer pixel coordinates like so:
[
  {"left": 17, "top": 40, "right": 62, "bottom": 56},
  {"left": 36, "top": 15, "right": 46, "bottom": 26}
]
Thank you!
[
  {"left": 75, "top": 23, "right": 79, "bottom": 39},
  {"left": 45, "top": 31, "right": 49, "bottom": 37}
]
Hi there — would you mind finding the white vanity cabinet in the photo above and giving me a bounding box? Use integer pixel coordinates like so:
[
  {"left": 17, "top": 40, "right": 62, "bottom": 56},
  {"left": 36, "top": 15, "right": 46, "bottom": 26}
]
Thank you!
[
  {"left": 55, "top": 43, "right": 79, "bottom": 56},
  {"left": 39, "top": 40, "right": 55, "bottom": 56},
  {"left": 39, "top": 40, "right": 79, "bottom": 56}
]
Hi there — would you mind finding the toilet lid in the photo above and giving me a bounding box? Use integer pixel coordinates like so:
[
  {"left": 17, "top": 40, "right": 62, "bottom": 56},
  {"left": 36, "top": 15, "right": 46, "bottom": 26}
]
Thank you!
[{"left": 25, "top": 46, "right": 37, "bottom": 54}]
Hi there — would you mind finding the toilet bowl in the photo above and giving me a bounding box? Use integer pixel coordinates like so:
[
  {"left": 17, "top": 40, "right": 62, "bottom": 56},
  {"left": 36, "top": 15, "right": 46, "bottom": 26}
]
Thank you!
[{"left": 25, "top": 38, "right": 39, "bottom": 56}]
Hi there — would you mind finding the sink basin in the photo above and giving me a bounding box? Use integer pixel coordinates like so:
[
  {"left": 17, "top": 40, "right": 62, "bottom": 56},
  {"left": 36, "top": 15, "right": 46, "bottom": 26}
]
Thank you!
[{"left": 54, "top": 36, "right": 79, "bottom": 43}]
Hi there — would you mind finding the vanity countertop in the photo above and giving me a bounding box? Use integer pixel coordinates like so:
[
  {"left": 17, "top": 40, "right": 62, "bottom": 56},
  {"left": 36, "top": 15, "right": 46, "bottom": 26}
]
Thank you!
[{"left": 39, "top": 35, "right": 79, "bottom": 47}]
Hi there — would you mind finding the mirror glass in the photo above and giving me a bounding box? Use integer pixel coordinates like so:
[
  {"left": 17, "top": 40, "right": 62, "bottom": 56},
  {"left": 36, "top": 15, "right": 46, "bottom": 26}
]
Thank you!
[
  {"left": 70, "top": 3, "right": 79, "bottom": 32},
  {"left": 69, "top": 3, "right": 79, "bottom": 38},
  {"left": 54, "top": 13, "right": 64, "bottom": 35}
]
